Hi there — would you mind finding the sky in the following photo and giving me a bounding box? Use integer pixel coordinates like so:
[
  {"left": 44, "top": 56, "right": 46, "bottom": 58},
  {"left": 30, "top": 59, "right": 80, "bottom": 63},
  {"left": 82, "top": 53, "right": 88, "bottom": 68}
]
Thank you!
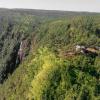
[{"left": 0, "top": 0, "right": 100, "bottom": 12}]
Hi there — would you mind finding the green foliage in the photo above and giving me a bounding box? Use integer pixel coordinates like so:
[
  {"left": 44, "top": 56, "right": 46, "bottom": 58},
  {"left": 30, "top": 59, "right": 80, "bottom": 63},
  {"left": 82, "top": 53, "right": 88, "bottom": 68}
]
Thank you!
[
  {"left": 0, "top": 9, "right": 100, "bottom": 100},
  {"left": 36, "top": 16, "right": 100, "bottom": 52},
  {"left": 28, "top": 48, "right": 100, "bottom": 100}
]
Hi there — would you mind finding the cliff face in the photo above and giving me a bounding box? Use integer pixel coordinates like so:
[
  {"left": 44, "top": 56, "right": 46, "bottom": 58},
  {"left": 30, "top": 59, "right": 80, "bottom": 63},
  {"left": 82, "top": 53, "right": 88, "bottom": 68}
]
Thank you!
[{"left": 16, "top": 39, "right": 31, "bottom": 65}]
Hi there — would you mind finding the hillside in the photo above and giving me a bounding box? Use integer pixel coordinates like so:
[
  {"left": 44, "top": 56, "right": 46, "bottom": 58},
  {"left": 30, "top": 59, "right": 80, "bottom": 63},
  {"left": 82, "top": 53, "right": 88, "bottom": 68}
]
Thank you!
[{"left": 0, "top": 9, "right": 100, "bottom": 100}]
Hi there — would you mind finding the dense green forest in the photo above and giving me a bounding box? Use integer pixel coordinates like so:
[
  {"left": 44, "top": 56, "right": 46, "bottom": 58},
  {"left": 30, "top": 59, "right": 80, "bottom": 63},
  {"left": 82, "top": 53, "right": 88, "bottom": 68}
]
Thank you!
[{"left": 0, "top": 9, "right": 100, "bottom": 100}]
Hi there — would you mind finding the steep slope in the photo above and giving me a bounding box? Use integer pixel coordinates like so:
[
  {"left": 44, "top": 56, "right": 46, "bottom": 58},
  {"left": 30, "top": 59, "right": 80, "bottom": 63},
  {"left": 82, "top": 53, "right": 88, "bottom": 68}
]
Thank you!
[{"left": 0, "top": 14, "right": 40, "bottom": 83}]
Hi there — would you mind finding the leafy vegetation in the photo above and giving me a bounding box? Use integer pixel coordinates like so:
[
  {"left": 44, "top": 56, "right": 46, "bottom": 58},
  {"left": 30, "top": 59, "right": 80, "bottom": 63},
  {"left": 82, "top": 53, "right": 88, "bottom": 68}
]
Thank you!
[{"left": 0, "top": 9, "right": 100, "bottom": 100}]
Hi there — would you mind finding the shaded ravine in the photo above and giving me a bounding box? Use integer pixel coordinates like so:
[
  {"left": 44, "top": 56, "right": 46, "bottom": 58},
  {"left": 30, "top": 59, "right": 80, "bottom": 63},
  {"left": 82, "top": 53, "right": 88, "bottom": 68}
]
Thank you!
[
  {"left": 0, "top": 38, "right": 31, "bottom": 84},
  {"left": 0, "top": 43, "right": 20, "bottom": 84}
]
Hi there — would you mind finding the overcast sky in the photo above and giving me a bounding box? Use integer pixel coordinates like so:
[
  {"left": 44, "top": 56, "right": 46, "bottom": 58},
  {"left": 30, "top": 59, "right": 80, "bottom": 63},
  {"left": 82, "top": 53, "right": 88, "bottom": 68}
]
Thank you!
[{"left": 0, "top": 0, "right": 100, "bottom": 12}]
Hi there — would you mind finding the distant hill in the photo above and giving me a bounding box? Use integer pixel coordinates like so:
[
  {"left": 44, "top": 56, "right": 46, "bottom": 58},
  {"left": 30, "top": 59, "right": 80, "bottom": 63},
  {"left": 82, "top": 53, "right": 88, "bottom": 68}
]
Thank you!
[{"left": 0, "top": 8, "right": 100, "bottom": 17}]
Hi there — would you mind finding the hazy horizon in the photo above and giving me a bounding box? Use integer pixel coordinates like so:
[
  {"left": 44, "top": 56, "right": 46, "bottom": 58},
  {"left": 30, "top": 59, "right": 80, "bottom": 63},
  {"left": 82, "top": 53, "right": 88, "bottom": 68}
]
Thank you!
[{"left": 0, "top": 0, "right": 100, "bottom": 12}]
